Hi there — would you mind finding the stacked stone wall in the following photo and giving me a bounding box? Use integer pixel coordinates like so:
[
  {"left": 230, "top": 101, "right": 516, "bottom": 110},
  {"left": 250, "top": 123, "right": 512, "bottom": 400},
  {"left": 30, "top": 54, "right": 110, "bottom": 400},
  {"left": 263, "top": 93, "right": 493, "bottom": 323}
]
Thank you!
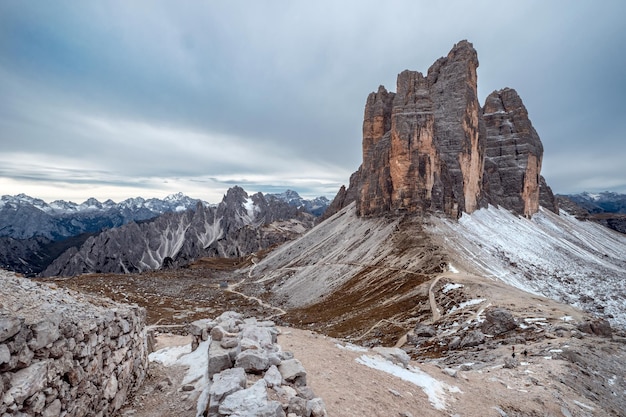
[{"left": 0, "top": 271, "right": 147, "bottom": 416}]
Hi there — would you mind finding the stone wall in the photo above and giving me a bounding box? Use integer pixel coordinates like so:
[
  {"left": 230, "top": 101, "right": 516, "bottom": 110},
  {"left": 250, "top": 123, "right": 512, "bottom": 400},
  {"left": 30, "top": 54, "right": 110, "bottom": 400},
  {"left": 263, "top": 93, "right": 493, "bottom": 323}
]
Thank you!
[{"left": 0, "top": 271, "right": 147, "bottom": 416}]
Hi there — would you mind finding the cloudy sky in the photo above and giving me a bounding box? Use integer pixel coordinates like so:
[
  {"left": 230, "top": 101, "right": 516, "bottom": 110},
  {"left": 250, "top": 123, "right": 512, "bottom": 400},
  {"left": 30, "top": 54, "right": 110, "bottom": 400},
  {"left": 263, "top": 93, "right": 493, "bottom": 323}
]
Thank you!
[{"left": 1, "top": 1, "right": 625, "bottom": 204}]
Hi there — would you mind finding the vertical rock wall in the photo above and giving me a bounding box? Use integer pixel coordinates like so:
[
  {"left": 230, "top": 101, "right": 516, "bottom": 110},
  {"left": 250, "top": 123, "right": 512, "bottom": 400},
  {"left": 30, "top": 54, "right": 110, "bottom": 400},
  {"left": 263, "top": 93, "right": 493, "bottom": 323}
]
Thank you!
[
  {"left": 0, "top": 272, "right": 147, "bottom": 417},
  {"left": 482, "top": 88, "right": 544, "bottom": 217},
  {"left": 346, "top": 40, "right": 556, "bottom": 219}
]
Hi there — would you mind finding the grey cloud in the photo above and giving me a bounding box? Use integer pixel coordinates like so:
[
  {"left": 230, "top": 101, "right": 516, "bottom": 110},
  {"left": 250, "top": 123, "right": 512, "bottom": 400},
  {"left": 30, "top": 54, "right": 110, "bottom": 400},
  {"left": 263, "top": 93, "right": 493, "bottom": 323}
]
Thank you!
[{"left": 1, "top": 0, "right": 625, "bottom": 202}]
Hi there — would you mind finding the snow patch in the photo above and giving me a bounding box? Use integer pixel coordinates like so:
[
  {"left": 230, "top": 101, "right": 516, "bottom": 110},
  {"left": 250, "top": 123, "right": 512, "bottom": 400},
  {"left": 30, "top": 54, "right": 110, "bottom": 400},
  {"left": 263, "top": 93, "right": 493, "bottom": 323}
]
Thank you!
[
  {"left": 336, "top": 342, "right": 369, "bottom": 352},
  {"left": 573, "top": 400, "right": 595, "bottom": 411},
  {"left": 426, "top": 205, "right": 626, "bottom": 328},
  {"left": 448, "top": 264, "right": 460, "bottom": 274},
  {"left": 148, "top": 344, "right": 192, "bottom": 366},
  {"left": 356, "top": 354, "right": 459, "bottom": 410},
  {"left": 448, "top": 299, "right": 486, "bottom": 314},
  {"left": 442, "top": 283, "right": 464, "bottom": 293},
  {"left": 148, "top": 340, "right": 211, "bottom": 417}
]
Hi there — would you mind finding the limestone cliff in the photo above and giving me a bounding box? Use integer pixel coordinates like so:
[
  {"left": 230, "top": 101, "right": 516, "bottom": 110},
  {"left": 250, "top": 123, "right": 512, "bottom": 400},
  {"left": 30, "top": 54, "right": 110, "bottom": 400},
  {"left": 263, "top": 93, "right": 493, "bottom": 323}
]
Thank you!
[
  {"left": 334, "top": 40, "right": 556, "bottom": 219},
  {"left": 482, "top": 88, "right": 550, "bottom": 217}
]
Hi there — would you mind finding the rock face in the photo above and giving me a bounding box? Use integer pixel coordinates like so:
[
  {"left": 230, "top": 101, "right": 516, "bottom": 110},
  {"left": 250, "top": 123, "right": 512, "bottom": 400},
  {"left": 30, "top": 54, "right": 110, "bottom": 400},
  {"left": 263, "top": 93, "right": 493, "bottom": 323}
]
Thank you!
[
  {"left": 483, "top": 88, "right": 554, "bottom": 217},
  {"left": 332, "top": 40, "right": 557, "bottom": 219}
]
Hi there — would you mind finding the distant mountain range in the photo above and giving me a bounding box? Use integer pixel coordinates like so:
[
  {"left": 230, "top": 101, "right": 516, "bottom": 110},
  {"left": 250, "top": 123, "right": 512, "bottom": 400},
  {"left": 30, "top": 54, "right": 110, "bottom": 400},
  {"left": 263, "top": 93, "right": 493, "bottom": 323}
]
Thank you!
[
  {"left": 267, "top": 190, "right": 330, "bottom": 217},
  {"left": 0, "top": 192, "right": 203, "bottom": 240},
  {"left": 559, "top": 191, "right": 626, "bottom": 214},
  {"left": 0, "top": 189, "right": 330, "bottom": 276},
  {"left": 557, "top": 192, "right": 626, "bottom": 234}
]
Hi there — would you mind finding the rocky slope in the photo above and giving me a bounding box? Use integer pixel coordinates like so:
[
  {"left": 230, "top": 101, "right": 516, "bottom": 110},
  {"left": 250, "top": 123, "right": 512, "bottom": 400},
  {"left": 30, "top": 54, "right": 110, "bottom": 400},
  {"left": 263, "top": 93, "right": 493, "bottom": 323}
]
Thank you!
[
  {"left": 0, "top": 193, "right": 204, "bottom": 275},
  {"left": 0, "top": 191, "right": 329, "bottom": 276},
  {"left": 41, "top": 187, "right": 315, "bottom": 277},
  {"left": 328, "top": 40, "right": 558, "bottom": 220}
]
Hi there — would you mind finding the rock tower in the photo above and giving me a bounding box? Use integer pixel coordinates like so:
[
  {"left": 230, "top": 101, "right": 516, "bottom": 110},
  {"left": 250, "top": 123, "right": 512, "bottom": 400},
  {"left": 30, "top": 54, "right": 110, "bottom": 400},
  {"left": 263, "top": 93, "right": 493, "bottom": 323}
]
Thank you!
[{"left": 331, "top": 40, "right": 558, "bottom": 219}]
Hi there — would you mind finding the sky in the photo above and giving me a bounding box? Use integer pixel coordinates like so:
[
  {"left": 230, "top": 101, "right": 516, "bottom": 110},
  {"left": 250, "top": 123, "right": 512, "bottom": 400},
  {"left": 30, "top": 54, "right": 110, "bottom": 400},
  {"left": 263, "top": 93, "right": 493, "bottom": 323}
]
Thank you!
[{"left": 1, "top": 1, "right": 625, "bottom": 204}]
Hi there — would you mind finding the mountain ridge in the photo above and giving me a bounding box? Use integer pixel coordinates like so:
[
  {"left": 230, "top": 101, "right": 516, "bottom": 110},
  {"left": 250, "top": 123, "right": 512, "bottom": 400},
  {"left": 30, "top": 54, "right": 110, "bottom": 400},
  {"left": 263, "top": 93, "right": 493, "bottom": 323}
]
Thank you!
[{"left": 40, "top": 187, "right": 316, "bottom": 277}]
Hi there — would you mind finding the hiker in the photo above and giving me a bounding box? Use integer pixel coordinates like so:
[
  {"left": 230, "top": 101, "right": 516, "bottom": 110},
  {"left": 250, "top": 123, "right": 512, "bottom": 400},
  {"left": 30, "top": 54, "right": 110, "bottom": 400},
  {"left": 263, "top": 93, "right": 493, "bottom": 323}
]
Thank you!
[{"left": 511, "top": 346, "right": 516, "bottom": 358}]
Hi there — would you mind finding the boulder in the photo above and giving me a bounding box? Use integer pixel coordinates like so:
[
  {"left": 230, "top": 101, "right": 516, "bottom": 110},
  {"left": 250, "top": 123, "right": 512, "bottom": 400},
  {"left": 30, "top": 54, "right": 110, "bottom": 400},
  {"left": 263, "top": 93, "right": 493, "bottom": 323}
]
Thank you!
[
  {"left": 288, "top": 396, "right": 307, "bottom": 416},
  {"left": 28, "top": 320, "right": 61, "bottom": 351},
  {"left": 208, "top": 341, "right": 234, "bottom": 378},
  {"left": 210, "top": 326, "right": 227, "bottom": 342},
  {"left": 235, "top": 349, "right": 270, "bottom": 373},
  {"left": 481, "top": 308, "right": 517, "bottom": 336},
  {"left": 263, "top": 365, "right": 283, "bottom": 388},
  {"left": 278, "top": 359, "right": 307, "bottom": 386},
  {"left": 307, "top": 398, "right": 328, "bottom": 417},
  {"left": 414, "top": 323, "right": 437, "bottom": 338},
  {"left": 242, "top": 325, "right": 275, "bottom": 348},
  {"left": 459, "top": 330, "right": 486, "bottom": 348},
  {"left": 208, "top": 367, "right": 246, "bottom": 416},
  {"left": 372, "top": 347, "right": 410, "bottom": 368},
  {"left": 0, "top": 316, "right": 22, "bottom": 343},
  {"left": 218, "top": 379, "right": 285, "bottom": 417},
  {"left": 6, "top": 360, "right": 49, "bottom": 404},
  {"left": 0, "top": 343, "right": 10, "bottom": 365}
]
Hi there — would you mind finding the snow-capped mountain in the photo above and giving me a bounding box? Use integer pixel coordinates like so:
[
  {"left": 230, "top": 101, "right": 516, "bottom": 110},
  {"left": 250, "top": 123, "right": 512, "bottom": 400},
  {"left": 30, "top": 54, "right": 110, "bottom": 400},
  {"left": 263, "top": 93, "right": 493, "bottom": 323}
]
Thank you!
[
  {"left": 267, "top": 190, "right": 330, "bottom": 217},
  {"left": 561, "top": 191, "right": 626, "bottom": 214},
  {"left": 557, "top": 191, "right": 626, "bottom": 234},
  {"left": 0, "top": 192, "right": 205, "bottom": 240},
  {"left": 41, "top": 187, "right": 315, "bottom": 277}
]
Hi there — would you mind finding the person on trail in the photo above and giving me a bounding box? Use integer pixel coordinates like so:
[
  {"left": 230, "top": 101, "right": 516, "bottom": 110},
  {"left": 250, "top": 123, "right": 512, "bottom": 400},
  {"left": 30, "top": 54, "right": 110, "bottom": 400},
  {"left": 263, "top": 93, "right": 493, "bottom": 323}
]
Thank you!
[{"left": 511, "top": 346, "right": 516, "bottom": 358}]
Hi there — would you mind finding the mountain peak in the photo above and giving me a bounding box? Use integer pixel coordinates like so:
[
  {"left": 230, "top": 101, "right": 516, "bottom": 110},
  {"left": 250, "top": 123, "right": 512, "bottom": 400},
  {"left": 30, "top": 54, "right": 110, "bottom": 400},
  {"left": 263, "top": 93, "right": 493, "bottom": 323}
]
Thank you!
[{"left": 330, "top": 40, "right": 557, "bottom": 219}]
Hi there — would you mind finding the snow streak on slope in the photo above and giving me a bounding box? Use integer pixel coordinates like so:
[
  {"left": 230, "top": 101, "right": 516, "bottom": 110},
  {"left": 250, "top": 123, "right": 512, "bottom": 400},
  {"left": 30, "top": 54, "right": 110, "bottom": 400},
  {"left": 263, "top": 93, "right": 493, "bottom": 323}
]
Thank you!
[
  {"left": 251, "top": 203, "right": 402, "bottom": 307},
  {"left": 428, "top": 206, "right": 626, "bottom": 328}
]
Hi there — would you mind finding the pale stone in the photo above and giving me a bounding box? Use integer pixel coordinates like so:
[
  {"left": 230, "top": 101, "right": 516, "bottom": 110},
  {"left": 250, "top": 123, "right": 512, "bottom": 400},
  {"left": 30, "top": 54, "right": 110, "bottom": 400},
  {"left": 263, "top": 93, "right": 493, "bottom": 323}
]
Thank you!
[
  {"left": 278, "top": 359, "right": 307, "bottom": 386},
  {"left": 208, "top": 341, "right": 234, "bottom": 378},
  {"left": 263, "top": 365, "right": 283, "bottom": 388},
  {"left": 104, "top": 373, "right": 118, "bottom": 399},
  {"left": 242, "top": 325, "right": 274, "bottom": 348},
  {"left": 7, "top": 360, "right": 48, "bottom": 404},
  {"left": 0, "top": 343, "right": 10, "bottom": 364},
  {"left": 218, "top": 379, "right": 267, "bottom": 415},
  {"left": 42, "top": 399, "right": 62, "bottom": 417},
  {"left": 210, "top": 326, "right": 227, "bottom": 341},
  {"left": 373, "top": 347, "right": 410, "bottom": 368},
  {"left": 307, "top": 397, "right": 327, "bottom": 417},
  {"left": 235, "top": 349, "right": 270, "bottom": 373},
  {"left": 208, "top": 367, "right": 246, "bottom": 415},
  {"left": 0, "top": 316, "right": 22, "bottom": 343}
]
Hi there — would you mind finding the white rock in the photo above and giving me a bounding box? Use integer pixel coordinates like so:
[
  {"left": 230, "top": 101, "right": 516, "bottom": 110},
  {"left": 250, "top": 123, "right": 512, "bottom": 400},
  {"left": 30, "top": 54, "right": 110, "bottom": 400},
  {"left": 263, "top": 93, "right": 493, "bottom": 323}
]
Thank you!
[
  {"left": 307, "top": 397, "right": 327, "bottom": 417},
  {"left": 218, "top": 379, "right": 271, "bottom": 415},
  {"left": 264, "top": 365, "right": 283, "bottom": 388},
  {"left": 278, "top": 359, "right": 307, "bottom": 385},
  {"left": 373, "top": 347, "right": 410, "bottom": 368},
  {"left": 7, "top": 360, "right": 49, "bottom": 404},
  {"left": 235, "top": 349, "right": 270, "bottom": 373}
]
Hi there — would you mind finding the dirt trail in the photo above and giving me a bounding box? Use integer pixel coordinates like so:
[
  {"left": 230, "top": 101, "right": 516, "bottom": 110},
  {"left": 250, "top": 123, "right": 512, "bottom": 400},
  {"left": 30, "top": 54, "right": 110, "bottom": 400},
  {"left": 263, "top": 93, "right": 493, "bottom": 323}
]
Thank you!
[
  {"left": 226, "top": 279, "right": 286, "bottom": 318},
  {"left": 428, "top": 275, "right": 445, "bottom": 322}
]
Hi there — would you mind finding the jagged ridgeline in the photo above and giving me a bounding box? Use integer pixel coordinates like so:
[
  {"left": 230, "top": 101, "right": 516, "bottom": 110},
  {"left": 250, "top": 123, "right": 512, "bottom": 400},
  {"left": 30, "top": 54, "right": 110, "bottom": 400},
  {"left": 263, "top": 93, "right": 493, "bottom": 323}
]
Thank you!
[
  {"left": 40, "top": 187, "right": 317, "bottom": 277},
  {"left": 325, "top": 40, "right": 558, "bottom": 220}
]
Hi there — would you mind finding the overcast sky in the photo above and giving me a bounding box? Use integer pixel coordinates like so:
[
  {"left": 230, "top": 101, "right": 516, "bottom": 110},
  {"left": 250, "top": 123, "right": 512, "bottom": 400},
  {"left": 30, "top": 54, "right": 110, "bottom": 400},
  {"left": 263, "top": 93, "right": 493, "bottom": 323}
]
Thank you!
[{"left": 1, "top": 1, "right": 625, "bottom": 204}]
